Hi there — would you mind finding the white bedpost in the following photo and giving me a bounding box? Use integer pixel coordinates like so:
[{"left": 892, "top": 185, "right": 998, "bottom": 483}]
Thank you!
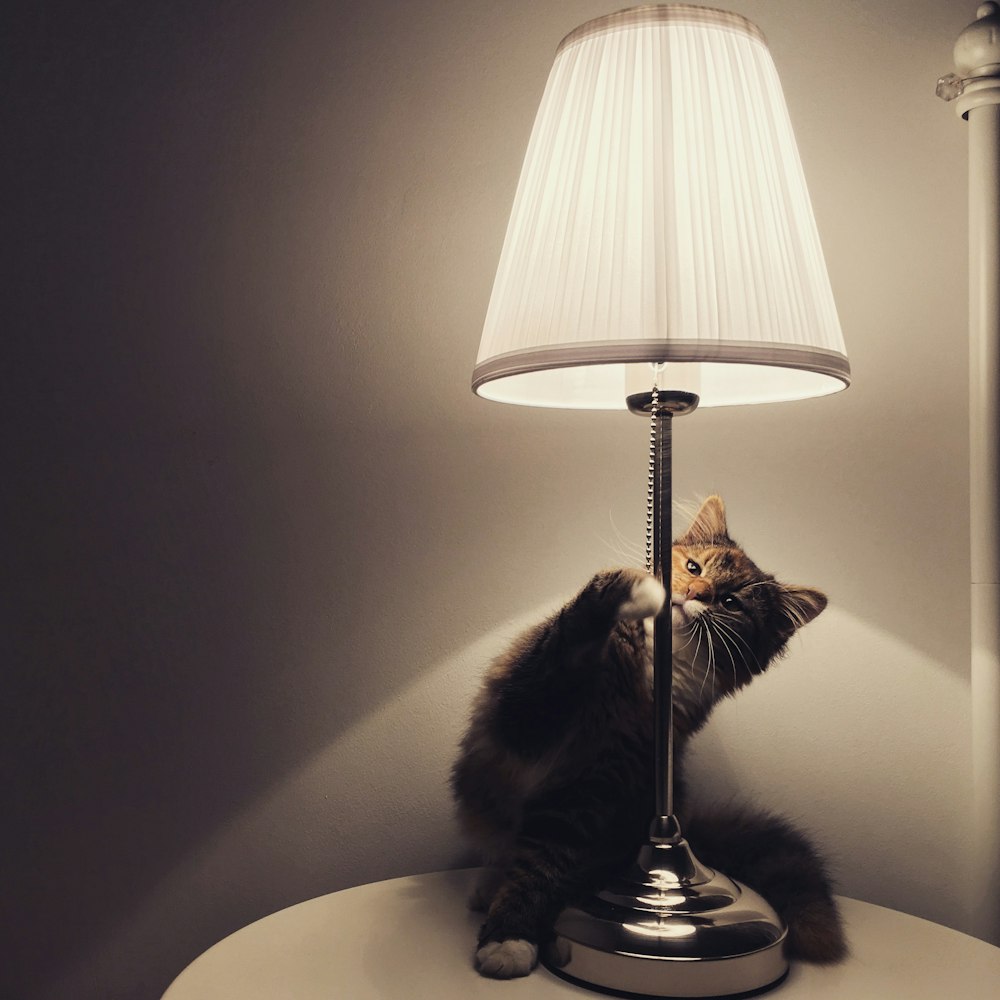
[{"left": 940, "top": 2, "right": 1000, "bottom": 946}]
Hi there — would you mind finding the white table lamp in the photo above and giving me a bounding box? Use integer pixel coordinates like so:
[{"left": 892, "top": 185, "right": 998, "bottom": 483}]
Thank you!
[{"left": 473, "top": 5, "right": 850, "bottom": 997}]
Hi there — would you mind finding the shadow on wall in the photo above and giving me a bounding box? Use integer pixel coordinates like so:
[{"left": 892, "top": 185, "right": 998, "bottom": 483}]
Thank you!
[
  {"left": 7, "top": 423, "right": 354, "bottom": 996},
  {"left": 682, "top": 604, "right": 975, "bottom": 938},
  {"left": 2, "top": 2, "right": 470, "bottom": 996},
  {"left": 45, "top": 613, "right": 539, "bottom": 999},
  {"left": 5, "top": 348, "right": 635, "bottom": 1000}
]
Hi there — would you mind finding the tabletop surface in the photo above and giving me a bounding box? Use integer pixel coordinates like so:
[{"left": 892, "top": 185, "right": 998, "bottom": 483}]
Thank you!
[{"left": 163, "top": 868, "right": 1000, "bottom": 999}]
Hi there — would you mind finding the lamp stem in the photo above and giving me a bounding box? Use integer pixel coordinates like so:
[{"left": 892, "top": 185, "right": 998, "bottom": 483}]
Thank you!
[
  {"left": 652, "top": 403, "right": 675, "bottom": 824},
  {"left": 628, "top": 388, "right": 698, "bottom": 841}
]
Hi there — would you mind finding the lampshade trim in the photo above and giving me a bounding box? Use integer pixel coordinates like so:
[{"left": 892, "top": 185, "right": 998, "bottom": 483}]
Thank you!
[
  {"left": 472, "top": 339, "right": 851, "bottom": 393},
  {"left": 557, "top": 4, "right": 766, "bottom": 56}
]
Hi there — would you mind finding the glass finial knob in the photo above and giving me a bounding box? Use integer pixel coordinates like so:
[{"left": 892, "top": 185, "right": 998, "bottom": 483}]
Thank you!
[{"left": 936, "top": 72, "right": 965, "bottom": 101}]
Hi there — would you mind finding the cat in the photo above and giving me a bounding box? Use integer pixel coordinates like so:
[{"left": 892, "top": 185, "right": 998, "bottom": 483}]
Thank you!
[{"left": 450, "top": 495, "right": 846, "bottom": 979}]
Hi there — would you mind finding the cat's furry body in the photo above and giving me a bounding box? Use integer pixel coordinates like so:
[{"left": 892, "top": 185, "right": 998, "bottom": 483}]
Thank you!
[{"left": 451, "top": 496, "right": 846, "bottom": 978}]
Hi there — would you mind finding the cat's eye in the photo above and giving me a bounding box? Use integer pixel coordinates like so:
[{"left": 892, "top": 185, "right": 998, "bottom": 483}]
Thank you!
[
  {"left": 721, "top": 594, "right": 741, "bottom": 611},
  {"left": 686, "top": 559, "right": 701, "bottom": 576}
]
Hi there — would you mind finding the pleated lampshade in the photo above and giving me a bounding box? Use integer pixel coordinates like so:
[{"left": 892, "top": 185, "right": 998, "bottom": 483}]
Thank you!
[{"left": 473, "top": 4, "right": 850, "bottom": 409}]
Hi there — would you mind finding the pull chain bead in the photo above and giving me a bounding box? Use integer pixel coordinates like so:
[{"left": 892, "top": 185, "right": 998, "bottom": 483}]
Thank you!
[{"left": 645, "top": 384, "right": 659, "bottom": 576}]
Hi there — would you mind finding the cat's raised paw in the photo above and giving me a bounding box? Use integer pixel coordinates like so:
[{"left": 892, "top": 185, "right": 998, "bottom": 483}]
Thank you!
[
  {"left": 475, "top": 939, "right": 539, "bottom": 978},
  {"left": 618, "top": 574, "right": 666, "bottom": 620}
]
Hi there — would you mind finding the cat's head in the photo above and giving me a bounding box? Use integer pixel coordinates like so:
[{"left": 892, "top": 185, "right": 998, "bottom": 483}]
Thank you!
[{"left": 671, "top": 496, "right": 826, "bottom": 694}]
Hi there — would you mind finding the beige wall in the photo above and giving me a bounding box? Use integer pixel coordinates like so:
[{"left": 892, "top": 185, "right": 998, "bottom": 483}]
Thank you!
[{"left": 6, "top": 2, "right": 978, "bottom": 998}]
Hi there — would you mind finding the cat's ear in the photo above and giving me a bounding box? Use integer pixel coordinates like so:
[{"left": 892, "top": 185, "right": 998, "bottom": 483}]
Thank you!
[
  {"left": 676, "top": 495, "right": 729, "bottom": 544},
  {"left": 778, "top": 585, "right": 827, "bottom": 631}
]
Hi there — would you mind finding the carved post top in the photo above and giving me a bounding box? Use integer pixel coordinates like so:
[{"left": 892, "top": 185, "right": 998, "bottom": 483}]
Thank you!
[
  {"left": 957, "top": 2, "right": 1000, "bottom": 77},
  {"left": 938, "top": 3, "right": 1000, "bottom": 117}
]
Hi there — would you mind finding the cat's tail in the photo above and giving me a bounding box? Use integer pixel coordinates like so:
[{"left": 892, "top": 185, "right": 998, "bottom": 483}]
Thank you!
[{"left": 681, "top": 802, "right": 847, "bottom": 964}]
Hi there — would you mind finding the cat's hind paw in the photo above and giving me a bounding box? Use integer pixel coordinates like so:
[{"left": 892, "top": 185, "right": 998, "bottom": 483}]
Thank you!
[
  {"left": 618, "top": 574, "right": 666, "bottom": 620},
  {"left": 475, "top": 939, "right": 539, "bottom": 978}
]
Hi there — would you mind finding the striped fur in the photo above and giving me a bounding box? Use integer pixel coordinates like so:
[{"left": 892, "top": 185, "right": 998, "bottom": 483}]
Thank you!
[{"left": 451, "top": 497, "right": 845, "bottom": 978}]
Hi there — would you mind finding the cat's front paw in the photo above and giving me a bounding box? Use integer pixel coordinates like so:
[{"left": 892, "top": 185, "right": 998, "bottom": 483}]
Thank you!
[
  {"left": 475, "top": 939, "right": 539, "bottom": 978},
  {"left": 617, "top": 572, "right": 666, "bottom": 621}
]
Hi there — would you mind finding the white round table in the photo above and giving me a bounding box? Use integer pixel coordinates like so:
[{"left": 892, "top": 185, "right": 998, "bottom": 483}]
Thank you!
[{"left": 163, "top": 868, "right": 1000, "bottom": 999}]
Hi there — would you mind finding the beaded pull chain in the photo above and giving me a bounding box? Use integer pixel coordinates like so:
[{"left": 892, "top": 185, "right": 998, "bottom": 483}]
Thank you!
[{"left": 645, "top": 382, "right": 659, "bottom": 576}]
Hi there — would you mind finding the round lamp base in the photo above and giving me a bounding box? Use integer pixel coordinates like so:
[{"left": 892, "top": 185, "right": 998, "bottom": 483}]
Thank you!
[{"left": 543, "top": 835, "right": 788, "bottom": 999}]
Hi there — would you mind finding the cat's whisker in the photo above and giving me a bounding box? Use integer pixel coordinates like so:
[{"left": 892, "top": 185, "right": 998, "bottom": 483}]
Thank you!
[
  {"left": 701, "top": 625, "right": 720, "bottom": 700},
  {"left": 684, "top": 622, "right": 702, "bottom": 662},
  {"left": 671, "top": 497, "right": 703, "bottom": 526},
  {"left": 716, "top": 624, "right": 755, "bottom": 682},
  {"left": 674, "top": 622, "right": 700, "bottom": 651},
  {"left": 699, "top": 650, "right": 716, "bottom": 701},
  {"left": 595, "top": 533, "right": 643, "bottom": 565},
  {"left": 706, "top": 622, "right": 746, "bottom": 683},
  {"left": 684, "top": 618, "right": 705, "bottom": 688},
  {"left": 597, "top": 511, "right": 644, "bottom": 564},
  {"left": 712, "top": 612, "right": 759, "bottom": 658},
  {"left": 709, "top": 622, "right": 742, "bottom": 677},
  {"left": 782, "top": 601, "right": 811, "bottom": 631},
  {"left": 696, "top": 629, "right": 713, "bottom": 699},
  {"left": 712, "top": 616, "right": 762, "bottom": 676}
]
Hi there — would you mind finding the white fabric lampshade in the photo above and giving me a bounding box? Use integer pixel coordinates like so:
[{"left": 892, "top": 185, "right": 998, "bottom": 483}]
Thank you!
[{"left": 473, "top": 4, "right": 850, "bottom": 409}]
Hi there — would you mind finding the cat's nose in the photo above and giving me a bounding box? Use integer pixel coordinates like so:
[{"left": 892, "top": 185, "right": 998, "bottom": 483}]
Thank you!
[{"left": 686, "top": 578, "right": 714, "bottom": 603}]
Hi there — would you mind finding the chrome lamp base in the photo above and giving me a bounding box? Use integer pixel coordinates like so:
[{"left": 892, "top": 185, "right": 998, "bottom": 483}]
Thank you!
[{"left": 543, "top": 820, "right": 788, "bottom": 999}]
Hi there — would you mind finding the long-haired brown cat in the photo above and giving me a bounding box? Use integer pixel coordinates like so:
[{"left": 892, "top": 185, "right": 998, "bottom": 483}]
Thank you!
[{"left": 451, "top": 495, "right": 845, "bottom": 978}]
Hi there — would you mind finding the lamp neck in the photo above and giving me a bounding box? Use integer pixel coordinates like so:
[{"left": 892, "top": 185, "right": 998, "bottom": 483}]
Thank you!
[
  {"left": 628, "top": 389, "right": 699, "bottom": 829},
  {"left": 626, "top": 389, "right": 699, "bottom": 416}
]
